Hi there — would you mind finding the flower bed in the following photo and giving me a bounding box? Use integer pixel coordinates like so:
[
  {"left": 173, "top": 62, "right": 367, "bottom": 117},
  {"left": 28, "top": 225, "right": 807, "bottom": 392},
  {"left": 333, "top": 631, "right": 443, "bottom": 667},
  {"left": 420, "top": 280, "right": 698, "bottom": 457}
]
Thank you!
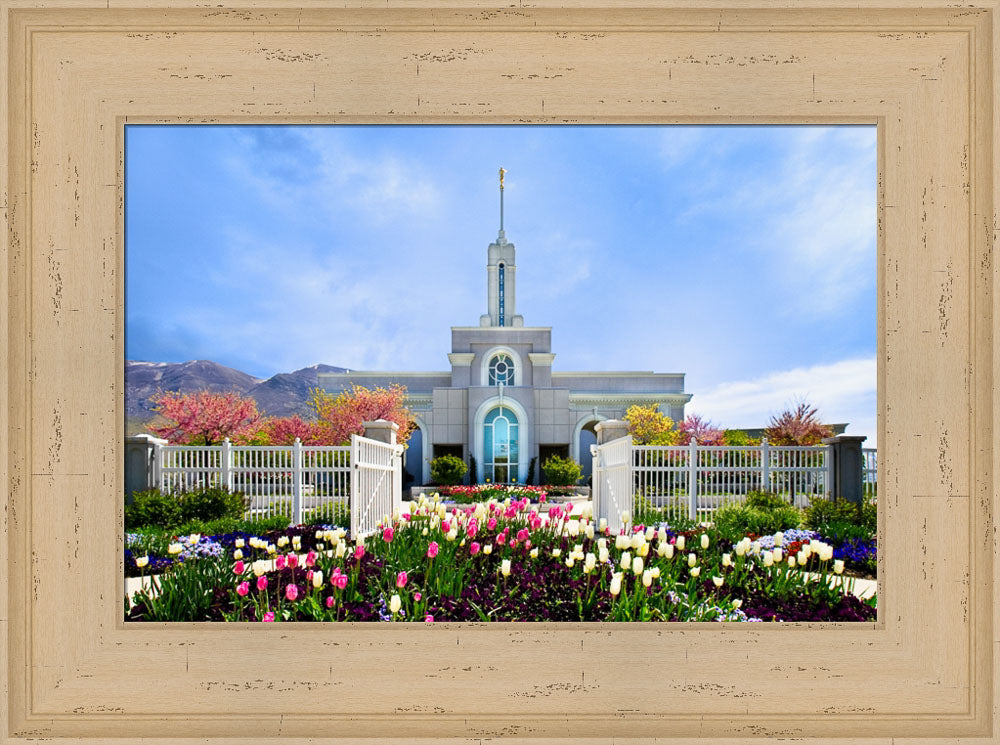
[{"left": 126, "top": 494, "right": 875, "bottom": 623}]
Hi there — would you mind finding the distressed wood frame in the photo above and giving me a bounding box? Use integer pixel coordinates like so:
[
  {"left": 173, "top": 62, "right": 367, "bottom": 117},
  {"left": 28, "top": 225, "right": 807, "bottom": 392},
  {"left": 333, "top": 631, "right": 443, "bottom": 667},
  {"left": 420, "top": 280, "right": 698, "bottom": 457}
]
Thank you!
[{"left": 1, "top": 1, "right": 997, "bottom": 742}]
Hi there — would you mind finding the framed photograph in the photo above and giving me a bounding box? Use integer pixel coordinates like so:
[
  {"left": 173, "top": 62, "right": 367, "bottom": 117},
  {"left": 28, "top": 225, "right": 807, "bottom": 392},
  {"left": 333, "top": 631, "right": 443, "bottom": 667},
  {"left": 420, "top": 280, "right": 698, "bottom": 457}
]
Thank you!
[{"left": 2, "top": 1, "right": 997, "bottom": 742}]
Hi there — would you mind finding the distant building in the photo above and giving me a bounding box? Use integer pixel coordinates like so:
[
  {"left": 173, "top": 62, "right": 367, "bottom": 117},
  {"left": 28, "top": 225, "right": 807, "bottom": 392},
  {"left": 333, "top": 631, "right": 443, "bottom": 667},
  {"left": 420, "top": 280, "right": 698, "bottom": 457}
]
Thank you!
[{"left": 319, "top": 171, "right": 691, "bottom": 485}]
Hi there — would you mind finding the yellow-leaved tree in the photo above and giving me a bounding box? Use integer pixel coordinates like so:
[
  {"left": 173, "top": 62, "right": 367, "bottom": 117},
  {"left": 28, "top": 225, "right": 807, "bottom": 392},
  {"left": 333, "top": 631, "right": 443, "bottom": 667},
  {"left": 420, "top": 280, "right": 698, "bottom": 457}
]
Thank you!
[{"left": 623, "top": 404, "right": 679, "bottom": 445}]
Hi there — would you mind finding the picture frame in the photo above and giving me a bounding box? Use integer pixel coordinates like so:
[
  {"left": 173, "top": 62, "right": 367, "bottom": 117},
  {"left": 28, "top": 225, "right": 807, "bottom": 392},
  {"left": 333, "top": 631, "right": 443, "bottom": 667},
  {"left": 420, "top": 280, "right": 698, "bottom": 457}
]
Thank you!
[{"left": 1, "top": 1, "right": 997, "bottom": 742}]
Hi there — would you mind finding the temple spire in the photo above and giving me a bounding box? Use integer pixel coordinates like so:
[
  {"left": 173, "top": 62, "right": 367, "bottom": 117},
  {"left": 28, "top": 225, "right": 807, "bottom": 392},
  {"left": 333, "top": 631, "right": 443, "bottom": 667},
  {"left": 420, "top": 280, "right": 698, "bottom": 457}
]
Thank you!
[{"left": 498, "top": 167, "right": 506, "bottom": 242}]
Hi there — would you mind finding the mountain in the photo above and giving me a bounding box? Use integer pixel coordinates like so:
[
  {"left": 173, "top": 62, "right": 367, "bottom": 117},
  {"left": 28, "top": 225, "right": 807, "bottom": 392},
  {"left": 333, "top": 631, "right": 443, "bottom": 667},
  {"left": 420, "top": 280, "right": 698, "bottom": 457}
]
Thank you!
[
  {"left": 125, "top": 360, "right": 349, "bottom": 429},
  {"left": 247, "top": 364, "right": 349, "bottom": 417}
]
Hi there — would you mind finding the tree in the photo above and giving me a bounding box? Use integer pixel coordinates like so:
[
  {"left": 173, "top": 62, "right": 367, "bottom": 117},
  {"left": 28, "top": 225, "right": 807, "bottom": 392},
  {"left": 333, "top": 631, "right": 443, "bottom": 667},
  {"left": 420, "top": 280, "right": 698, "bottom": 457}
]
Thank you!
[
  {"left": 675, "top": 414, "right": 725, "bottom": 446},
  {"left": 308, "top": 384, "right": 414, "bottom": 447},
  {"left": 263, "top": 415, "right": 327, "bottom": 445},
  {"left": 764, "top": 402, "right": 834, "bottom": 445},
  {"left": 624, "top": 404, "right": 678, "bottom": 446},
  {"left": 150, "top": 390, "right": 261, "bottom": 445}
]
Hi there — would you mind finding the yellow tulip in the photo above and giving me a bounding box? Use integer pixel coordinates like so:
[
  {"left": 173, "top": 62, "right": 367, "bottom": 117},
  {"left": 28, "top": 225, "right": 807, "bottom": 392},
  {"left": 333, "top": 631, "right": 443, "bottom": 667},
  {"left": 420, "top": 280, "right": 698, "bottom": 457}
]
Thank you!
[{"left": 135, "top": 556, "right": 149, "bottom": 568}]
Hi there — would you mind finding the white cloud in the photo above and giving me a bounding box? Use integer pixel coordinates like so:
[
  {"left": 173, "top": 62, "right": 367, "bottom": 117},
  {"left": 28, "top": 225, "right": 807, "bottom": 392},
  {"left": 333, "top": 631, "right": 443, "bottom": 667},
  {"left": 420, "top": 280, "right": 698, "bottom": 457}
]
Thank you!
[{"left": 688, "top": 356, "right": 877, "bottom": 445}]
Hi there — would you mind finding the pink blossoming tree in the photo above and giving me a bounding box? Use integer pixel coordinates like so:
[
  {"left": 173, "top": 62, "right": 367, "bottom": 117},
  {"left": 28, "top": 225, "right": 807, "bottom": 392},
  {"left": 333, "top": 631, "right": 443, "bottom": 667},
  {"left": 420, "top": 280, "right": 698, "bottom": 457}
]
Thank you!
[{"left": 149, "top": 390, "right": 261, "bottom": 445}]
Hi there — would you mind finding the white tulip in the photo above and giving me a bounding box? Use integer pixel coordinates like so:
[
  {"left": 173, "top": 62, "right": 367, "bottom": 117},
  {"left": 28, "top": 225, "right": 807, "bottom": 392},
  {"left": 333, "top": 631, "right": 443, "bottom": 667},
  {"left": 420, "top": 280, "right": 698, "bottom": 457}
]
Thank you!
[
  {"left": 788, "top": 555, "right": 797, "bottom": 568},
  {"left": 551, "top": 548, "right": 561, "bottom": 558},
  {"left": 585, "top": 523, "right": 595, "bottom": 539},
  {"left": 752, "top": 541, "right": 761, "bottom": 555},
  {"left": 834, "top": 560, "right": 845, "bottom": 574},
  {"left": 657, "top": 527, "right": 667, "bottom": 543},
  {"left": 772, "top": 548, "right": 782, "bottom": 563},
  {"left": 650, "top": 566, "right": 660, "bottom": 579},
  {"left": 598, "top": 546, "right": 610, "bottom": 564},
  {"left": 609, "top": 572, "right": 623, "bottom": 596},
  {"left": 135, "top": 555, "right": 149, "bottom": 568},
  {"left": 252, "top": 559, "right": 269, "bottom": 576},
  {"left": 688, "top": 552, "right": 697, "bottom": 568},
  {"left": 645, "top": 526, "right": 655, "bottom": 541},
  {"left": 639, "top": 543, "right": 650, "bottom": 558},
  {"left": 763, "top": 552, "right": 774, "bottom": 567},
  {"left": 599, "top": 518, "right": 607, "bottom": 531},
  {"left": 630, "top": 533, "right": 644, "bottom": 551},
  {"left": 566, "top": 520, "right": 580, "bottom": 537},
  {"left": 336, "top": 542, "right": 346, "bottom": 558},
  {"left": 732, "top": 599, "right": 743, "bottom": 609},
  {"left": 565, "top": 557, "right": 575, "bottom": 568},
  {"left": 721, "top": 553, "right": 732, "bottom": 567},
  {"left": 233, "top": 549, "right": 243, "bottom": 560},
  {"left": 484, "top": 544, "right": 493, "bottom": 555},
  {"left": 389, "top": 594, "right": 401, "bottom": 614},
  {"left": 501, "top": 559, "right": 511, "bottom": 576},
  {"left": 774, "top": 532, "right": 784, "bottom": 548},
  {"left": 530, "top": 548, "right": 539, "bottom": 558},
  {"left": 690, "top": 566, "right": 701, "bottom": 578},
  {"left": 632, "top": 556, "right": 644, "bottom": 576},
  {"left": 620, "top": 551, "right": 631, "bottom": 570},
  {"left": 235, "top": 538, "right": 245, "bottom": 548},
  {"left": 167, "top": 543, "right": 183, "bottom": 555},
  {"left": 712, "top": 575, "right": 724, "bottom": 588},
  {"left": 676, "top": 535, "right": 685, "bottom": 550},
  {"left": 312, "top": 570, "right": 323, "bottom": 588},
  {"left": 615, "top": 534, "right": 630, "bottom": 550},
  {"left": 642, "top": 569, "right": 653, "bottom": 587},
  {"left": 700, "top": 534, "right": 710, "bottom": 550},
  {"left": 584, "top": 553, "right": 597, "bottom": 572}
]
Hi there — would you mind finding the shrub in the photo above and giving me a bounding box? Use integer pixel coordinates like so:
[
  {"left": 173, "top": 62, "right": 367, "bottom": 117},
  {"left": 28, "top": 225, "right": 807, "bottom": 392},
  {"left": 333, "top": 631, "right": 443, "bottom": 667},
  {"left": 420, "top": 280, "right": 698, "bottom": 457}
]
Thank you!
[
  {"left": 468, "top": 456, "right": 477, "bottom": 485},
  {"left": 804, "top": 496, "right": 876, "bottom": 537},
  {"left": 125, "top": 490, "right": 183, "bottom": 530},
  {"left": 542, "top": 455, "right": 582, "bottom": 486},
  {"left": 430, "top": 454, "right": 468, "bottom": 486},
  {"left": 305, "top": 500, "right": 349, "bottom": 528},
  {"left": 712, "top": 503, "right": 802, "bottom": 542},
  {"left": 744, "top": 490, "right": 789, "bottom": 511},
  {"left": 526, "top": 456, "right": 537, "bottom": 486},
  {"left": 178, "top": 487, "right": 247, "bottom": 525}
]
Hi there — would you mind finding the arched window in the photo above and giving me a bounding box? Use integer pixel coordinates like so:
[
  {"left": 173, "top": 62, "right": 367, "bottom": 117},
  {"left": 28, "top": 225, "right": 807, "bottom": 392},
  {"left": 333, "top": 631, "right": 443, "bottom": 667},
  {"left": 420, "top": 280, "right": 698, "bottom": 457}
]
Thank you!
[
  {"left": 483, "top": 404, "right": 519, "bottom": 483},
  {"left": 488, "top": 353, "right": 515, "bottom": 386}
]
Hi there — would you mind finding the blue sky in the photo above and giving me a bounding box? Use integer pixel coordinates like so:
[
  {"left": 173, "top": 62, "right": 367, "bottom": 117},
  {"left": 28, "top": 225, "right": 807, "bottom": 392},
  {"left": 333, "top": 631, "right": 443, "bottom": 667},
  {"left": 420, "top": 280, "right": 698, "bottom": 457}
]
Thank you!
[{"left": 126, "top": 124, "right": 877, "bottom": 442}]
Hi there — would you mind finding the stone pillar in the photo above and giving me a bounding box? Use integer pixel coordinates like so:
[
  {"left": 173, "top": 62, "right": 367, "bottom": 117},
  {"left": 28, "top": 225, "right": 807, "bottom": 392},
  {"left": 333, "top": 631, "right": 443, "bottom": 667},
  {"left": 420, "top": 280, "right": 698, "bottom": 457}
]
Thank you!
[
  {"left": 124, "top": 433, "right": 167, "bottom": 499},
  {"left": 821, "top": 434, "right": 868, "bottom": 503},
  {"left": 362, "top": 419, "right": 399, "bottom": 445},
  {"left": 594, "top": 419, "right": 630, "bottom": 445}
]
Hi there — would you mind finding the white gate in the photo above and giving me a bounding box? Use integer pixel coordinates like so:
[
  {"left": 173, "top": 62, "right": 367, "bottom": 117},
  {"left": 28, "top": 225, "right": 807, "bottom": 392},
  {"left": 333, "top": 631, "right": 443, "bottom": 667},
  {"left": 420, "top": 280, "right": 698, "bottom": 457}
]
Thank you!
[
  {"left": 591, "top": 435, "right": 634, "bottom": 535},
  {"left": 350, "top": 433, "right": 404, "bottom": 539}
]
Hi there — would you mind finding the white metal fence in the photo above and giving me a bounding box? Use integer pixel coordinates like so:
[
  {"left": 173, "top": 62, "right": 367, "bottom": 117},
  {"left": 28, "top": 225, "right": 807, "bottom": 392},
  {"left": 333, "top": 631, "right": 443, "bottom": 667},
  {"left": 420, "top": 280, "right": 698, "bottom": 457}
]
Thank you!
[
  {"left": 349, "top": 433, "right": 404, "bottom": 539},
  {"left": 154, "top": 433, "right": 402, "bottom": 533},
  {"left": 862, "top": 447, "right": 877, "bottom": 502},
  {"left": 590, "top": 435, "right": 634, "bottom": 536},
  {"left": 595, "top": 436, "right": 839, "bottom": 526}
]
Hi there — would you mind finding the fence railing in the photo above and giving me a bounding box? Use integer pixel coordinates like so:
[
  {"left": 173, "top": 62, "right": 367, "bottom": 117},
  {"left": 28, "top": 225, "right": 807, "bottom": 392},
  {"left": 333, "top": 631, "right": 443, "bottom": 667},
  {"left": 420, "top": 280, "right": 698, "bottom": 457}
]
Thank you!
[
  {"left": 157, "top": 438, "right": 352, "bottom": 524},
  {"left": 149, "top": 422, "right": 405, "bottom": 532},
  {"left": 594, "top": 436, "right": 871, "bottom": 527},
  {"left": 591, "top": 435, "right": 634, "bottom": 536},
  {"left": 350, "top": 433, "right": 404, "bottom": 539},
  {"left": 862, "top": 447, "right": 877, "bottom": 502}
]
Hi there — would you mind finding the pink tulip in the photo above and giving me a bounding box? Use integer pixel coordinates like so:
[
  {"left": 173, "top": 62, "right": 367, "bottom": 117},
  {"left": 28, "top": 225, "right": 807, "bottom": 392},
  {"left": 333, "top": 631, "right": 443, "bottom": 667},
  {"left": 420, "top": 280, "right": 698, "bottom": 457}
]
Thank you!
[
  {"left": 383, "top": 527, "right": 394, "bottom": 543},
  {"left": 233, "top": 560, "right": 246, "bottom": 575},
  {"left": 516, "top": 528, "right": 529, "bottom": 542},
  {"left": 540, "top": 494, "right": 547, "bottom": 503},
  {"left": 424, "top": 614, "right": 434, "bottom": 623},
  {"left": 414, "top": 592, "right": 422, "bottom": 602},
  {"left": 442, "top": 520, "right": 451, "bottom": 533},
  {"left": 487, "top": 517, "right": 497, "bottom": 530},
  {"left": 427, "top": 541, "right": 439, "bottom": 558},
  {"left": 524, "top": 539, "right": 532, "bottom": 550},
  {"left": 262, "top": 611, "right": 275, "bottom": 622},
  {"left": 285, "top": 583, "right": 299, "bottom": 601},
  {"left": 236, "top": 581, "right": 249, "bottom": 596},
  {"left": 355, "top": 546, "right": 365, "bottom": 560},
  {"left": 396, "top": 571, "right": 408, "bottom": 588},
  {"left": 275, "top": 555, "right": 287, "bottom": 570},
  {"left": 497, "top": 533, "right": 506, "bottom": 546},
  {"left": 287, "top": 554, "right": 298, "bottom": 568},
  {"left": 331, "top": 566, "right": 342, "bottom": 578},
  {"left": 257, "top": 576, "right": 268, "bottom": 591},
  {"left": 306, "top": 570, "right": 314, "bottom": 581},
  {"left": 305, "top": 551, "right": 317, "bottom": 567},
  {"left": 470, "top": 542, "right": 481, "bottom": 556},
  {"left": 326, "top": 596, "right": 335, "bottom": 608},
  {"left": 334, "top": 575, "right": 348, "bottom": 590}
]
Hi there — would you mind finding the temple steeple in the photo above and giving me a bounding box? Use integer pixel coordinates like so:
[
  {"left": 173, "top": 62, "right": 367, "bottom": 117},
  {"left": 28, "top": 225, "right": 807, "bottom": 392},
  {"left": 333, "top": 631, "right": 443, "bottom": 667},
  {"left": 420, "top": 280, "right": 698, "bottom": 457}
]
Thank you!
[{"left": 480, "top": 168, "right": 523, "bottom": 328}]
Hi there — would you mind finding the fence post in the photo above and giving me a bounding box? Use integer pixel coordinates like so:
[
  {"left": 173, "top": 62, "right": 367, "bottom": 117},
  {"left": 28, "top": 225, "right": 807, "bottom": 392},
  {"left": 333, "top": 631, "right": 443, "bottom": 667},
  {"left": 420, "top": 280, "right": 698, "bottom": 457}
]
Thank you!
[
  {"left": 155, "top": 440, "right": 165, "bottom": 493},
  {"left": 688, "top": 438, "right": 698, "bottom": 521},
  {"left": 292, "top": 437, "right": 303, "bottom": 525},
  {"left": 761, "top": 437, "right": 770, "bottom": 492},
  {"left": 221, "top": 438, "right": 233, "bottom": 493},
  {"left": 826, "top": 443, "right": 835, "bottom": 499}
]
